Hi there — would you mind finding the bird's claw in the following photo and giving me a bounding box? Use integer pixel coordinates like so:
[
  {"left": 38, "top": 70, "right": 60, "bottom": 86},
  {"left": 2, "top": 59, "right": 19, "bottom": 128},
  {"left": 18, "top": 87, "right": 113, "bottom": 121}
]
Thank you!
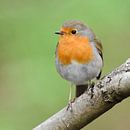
[{"left": 66, "top": 98, "right": 76, "bottom": 111}]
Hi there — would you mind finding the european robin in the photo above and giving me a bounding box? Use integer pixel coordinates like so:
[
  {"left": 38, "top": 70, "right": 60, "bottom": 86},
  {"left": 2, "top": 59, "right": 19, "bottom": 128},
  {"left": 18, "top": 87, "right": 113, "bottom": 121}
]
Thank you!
[{"left": 55, "top": 20, "right": 103, "bottom": 109}]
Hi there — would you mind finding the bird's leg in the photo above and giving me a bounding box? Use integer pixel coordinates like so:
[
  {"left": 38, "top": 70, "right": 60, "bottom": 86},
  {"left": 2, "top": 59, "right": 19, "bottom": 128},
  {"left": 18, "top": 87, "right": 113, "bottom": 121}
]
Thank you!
[
  {"left": 88, "top": 80, "right": 91, "bottom": 86},
  {"left": 88, "top": 80, "right": 95, "bottom": 98},
  {"left": 67, "top": 84, "right": 75, "bottom": 111},
  {"left": 69, "top": 83, "right": 72, "bottom": 102},
  {"left": 88, "top": 80, "right": 95, "bottom": 87}
]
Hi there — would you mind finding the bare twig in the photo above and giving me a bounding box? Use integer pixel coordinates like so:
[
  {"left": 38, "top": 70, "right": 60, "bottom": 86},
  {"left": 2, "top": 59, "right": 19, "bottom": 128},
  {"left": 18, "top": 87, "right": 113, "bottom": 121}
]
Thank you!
[{"left": 33, "top": 58, "right": 130, "bottom": 130}]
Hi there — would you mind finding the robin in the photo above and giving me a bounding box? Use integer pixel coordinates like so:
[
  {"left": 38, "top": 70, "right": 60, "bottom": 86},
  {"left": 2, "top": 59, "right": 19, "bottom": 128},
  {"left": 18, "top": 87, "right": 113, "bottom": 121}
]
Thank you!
[{"left": 55, "top": 20, "right": 103, "bottom": 109}]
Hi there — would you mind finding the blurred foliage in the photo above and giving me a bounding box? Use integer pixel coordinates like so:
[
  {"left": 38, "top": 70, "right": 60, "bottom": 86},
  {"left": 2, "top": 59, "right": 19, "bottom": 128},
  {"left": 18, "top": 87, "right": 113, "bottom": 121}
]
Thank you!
[{"left": 0, "top": 0, "right": 130, "bottom": 130}]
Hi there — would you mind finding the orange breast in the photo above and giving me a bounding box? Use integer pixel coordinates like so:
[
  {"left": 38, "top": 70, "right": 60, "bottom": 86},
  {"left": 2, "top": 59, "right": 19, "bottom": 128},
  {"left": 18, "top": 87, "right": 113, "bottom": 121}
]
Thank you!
[{"left": 57, "top": 35, "right": 94, "bottom": 65}]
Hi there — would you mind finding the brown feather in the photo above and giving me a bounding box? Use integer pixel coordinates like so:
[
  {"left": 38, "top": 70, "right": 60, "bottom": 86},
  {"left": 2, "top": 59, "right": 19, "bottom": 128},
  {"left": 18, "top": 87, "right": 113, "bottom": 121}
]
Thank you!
[{"left": 94, "top": 38, "right": 103, "bottom": 79}]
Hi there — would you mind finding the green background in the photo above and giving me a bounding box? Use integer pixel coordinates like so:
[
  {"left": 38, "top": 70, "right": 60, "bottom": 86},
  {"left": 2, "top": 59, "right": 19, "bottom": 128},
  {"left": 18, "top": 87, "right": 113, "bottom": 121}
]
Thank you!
[{"left": 0, "top": 0, "right": 130, "bottom": 130}]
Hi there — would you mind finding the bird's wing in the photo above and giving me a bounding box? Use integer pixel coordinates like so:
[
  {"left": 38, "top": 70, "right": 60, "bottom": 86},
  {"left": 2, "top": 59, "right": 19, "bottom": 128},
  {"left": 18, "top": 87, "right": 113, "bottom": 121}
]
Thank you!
[
  {"left": 94, "top": 38, "right": 103, "bottom": 79},
  {"left": 55, "top": 42, "right": 59, "bottom": 55}
]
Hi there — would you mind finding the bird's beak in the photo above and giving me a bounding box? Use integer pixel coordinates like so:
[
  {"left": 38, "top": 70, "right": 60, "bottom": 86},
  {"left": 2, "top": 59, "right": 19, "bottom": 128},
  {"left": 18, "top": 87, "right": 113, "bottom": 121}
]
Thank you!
[{"left": 55, "top": 31, "right": 64, "bottom": 35}]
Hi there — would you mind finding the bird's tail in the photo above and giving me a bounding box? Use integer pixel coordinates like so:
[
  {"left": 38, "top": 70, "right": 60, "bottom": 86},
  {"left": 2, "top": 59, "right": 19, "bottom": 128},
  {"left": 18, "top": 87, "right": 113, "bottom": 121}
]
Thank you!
[{"left": 76, "top": 84, "right": 88, "bottom": 97}]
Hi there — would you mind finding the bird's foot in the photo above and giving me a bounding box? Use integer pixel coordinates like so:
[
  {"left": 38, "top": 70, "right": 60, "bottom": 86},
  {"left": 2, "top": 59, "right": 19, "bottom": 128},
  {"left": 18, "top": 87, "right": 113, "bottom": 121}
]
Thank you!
[
  {"left": 66, "top": 98, "right": 76, "bottom": 112},
  {"left": 88, "top": 81, "right": 95, "bottom": 98}
]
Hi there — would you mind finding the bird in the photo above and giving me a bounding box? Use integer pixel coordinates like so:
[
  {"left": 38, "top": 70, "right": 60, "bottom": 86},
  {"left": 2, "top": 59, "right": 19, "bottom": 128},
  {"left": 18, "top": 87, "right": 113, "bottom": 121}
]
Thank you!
[{"left": 55, "top": 20, "right": 103, "bottom": 109}]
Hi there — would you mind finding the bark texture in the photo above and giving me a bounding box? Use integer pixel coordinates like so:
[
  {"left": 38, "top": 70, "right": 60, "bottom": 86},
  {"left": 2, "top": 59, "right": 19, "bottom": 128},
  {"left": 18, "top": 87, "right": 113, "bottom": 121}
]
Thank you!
[{"left": 33, "top": 58, "right": 130, "bottom": 130}]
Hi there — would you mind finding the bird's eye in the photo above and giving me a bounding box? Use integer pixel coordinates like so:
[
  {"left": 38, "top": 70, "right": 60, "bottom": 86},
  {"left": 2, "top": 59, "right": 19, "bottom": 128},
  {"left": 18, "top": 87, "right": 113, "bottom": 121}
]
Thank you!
[{"left": 71, "top": 30, "right": 77, "bottom": 34}]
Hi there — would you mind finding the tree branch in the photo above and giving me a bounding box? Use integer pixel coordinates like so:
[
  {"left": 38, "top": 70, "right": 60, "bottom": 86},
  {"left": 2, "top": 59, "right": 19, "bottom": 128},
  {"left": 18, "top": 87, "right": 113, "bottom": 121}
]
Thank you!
[{"left": 33, "top": 58, "right": 130, "bottom": 130}]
